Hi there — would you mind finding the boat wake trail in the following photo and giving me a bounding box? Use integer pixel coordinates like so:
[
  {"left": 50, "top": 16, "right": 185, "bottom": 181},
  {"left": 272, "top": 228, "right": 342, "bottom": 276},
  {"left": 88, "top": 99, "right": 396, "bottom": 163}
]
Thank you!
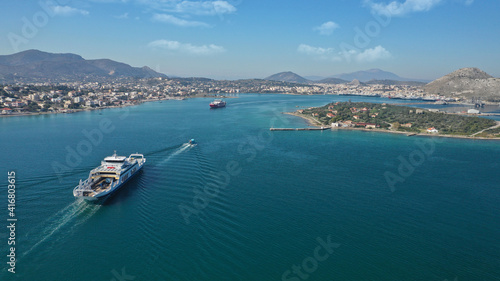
[
  {"left": 21, "top": 199, "right": 101, "bottom": 259},
  {"left": 155, "top": 143, "right": 194, "bottom": 166},
  {"left": 145, "top": 144, "right": 184, "bottom": 157}
]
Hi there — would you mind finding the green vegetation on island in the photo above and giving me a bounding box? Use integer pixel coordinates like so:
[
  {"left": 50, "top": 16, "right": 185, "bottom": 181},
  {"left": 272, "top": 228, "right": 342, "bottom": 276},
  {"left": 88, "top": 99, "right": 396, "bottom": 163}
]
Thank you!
[
  {"left": 476, "top": 126, "right": 500, "bottom": 138},
  {"left": 298, "top": 102, "right": 498, "bottom": 137}
]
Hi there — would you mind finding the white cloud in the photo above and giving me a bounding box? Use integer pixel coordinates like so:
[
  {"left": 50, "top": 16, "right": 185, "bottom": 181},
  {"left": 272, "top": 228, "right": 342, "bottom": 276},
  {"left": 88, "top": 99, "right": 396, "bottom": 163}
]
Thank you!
[
  {"left": 355, "top": 45, "right": 392, "bottom": 62},
  {"left": 91, "top": 0, "right": 129, "bottom": 2},
  {"left": 297, "top": 44, "right": 342, "bottom": 61},
  {"left": 298, "top": 44, "right": 335, "bottom": 56},
  {"left": 464, "top": 0, "right": 474, "bottom": 5},
  {"left": 365, "top": 0, "right": 442, "bottom": 16},
  {"left": 313, "top": 21, "right": 340, "bottom": 36},
  {"left": 298, "top": 44, "right": 391, "bottom": 63},
  {"left": 137, "top": 0, "right": 236, "bottom": 15},
  {"left": 115, "top": 12, "right": 129, "bottom": 19},
  {"left": 49, "top": 5, "right": 90, "bottom": 16},
  {"left": 173, "top": 0, "right": 237, "bottom": 15},
  {"left": 148, "top": 39, "right": 226, "bottom": 55},
  {"left": 153, "top": 14, "right": 210, "bottom": 27},
  {"left": 92, "top": 0, "right": 238, "bottom": 27}
]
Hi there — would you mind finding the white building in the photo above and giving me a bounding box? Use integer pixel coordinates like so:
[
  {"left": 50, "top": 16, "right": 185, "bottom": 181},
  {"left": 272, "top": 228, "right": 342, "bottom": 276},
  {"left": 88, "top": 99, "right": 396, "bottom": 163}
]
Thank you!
[
  {"left": 1, "top": 108, "right": 13, "bottom": 115},
  {"left": 427, "top": 127, "right": 439, "bottom": 133}
]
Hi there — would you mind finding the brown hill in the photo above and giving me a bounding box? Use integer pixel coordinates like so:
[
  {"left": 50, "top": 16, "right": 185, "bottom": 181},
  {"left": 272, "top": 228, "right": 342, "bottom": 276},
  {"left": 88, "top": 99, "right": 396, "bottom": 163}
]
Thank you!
[{"left": 424, "top": 68, "right": 500, "bottom": 101}]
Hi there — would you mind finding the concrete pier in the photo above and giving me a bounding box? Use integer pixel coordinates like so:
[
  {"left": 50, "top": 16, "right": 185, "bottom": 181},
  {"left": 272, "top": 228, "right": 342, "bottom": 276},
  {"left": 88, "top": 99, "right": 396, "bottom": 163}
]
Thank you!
[{"left": 270, "top": 127, "right": 329, "bottom": 131}]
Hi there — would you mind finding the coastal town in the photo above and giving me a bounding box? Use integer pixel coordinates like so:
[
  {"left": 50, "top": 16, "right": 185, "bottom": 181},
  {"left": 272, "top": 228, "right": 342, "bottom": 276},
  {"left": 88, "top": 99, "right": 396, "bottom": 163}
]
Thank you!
[{"left": 0, "top": 77, "right": 466, "bottom": 116}]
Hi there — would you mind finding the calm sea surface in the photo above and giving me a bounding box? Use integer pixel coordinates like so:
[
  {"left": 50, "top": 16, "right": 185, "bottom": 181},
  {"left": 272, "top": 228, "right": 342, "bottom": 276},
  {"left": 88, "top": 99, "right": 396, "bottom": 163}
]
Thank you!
[{"left": 1, "top": 94, "right": 499, "bottom": 281}]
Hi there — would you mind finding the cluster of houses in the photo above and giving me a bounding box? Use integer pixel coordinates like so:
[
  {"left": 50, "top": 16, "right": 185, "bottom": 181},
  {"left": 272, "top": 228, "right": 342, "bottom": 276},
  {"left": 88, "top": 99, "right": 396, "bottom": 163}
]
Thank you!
[
  {"left": 332, "top": 120, "right": 439, "bottom": 133},
  {"left": 328, "top": 105, "right": 382, "bottom": 129},
  {"left": 331, "top": 120, "right": 380, "bottom": 129},
  {"left": 1, "top": 94, "right": 28, "bottom": 114},
  {"left": 0, "top": 85, "right": 148, "bottom": 115},
  {"left": 300, "top": 103, "right": 443, "bottom": 133},
  {"left": 318, "top": 82, "right": 454, "bottom": 101}
]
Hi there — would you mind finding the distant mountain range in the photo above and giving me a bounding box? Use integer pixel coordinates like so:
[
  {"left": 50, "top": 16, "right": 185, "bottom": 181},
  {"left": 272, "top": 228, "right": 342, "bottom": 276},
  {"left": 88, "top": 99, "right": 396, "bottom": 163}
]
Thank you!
[
  {"left": 424, "top": 67, "right": 500, "bottom": 101},
  {"left": 317, "top": 77, "right": 349, "bottom": 84},
  {"left": 264, "top": 69, "right": 427, "bottom": 84},
  {"left": 264, "top": 68, "right": 500, "bottom": 100},
  {"left": 331, "top": 68, "right": 428, "bottom": 83},
  {"left": 254, "top": 68, "right": 500, "bottom": 101},
  {"left": 0, "top": 49, "right": 166, "bottom": 82},
  {"left": 2, "top": 51, "right": 498, "bottom": 101},
  {"left": 303, "top": 76, "right": 325, "bottom": 81}
]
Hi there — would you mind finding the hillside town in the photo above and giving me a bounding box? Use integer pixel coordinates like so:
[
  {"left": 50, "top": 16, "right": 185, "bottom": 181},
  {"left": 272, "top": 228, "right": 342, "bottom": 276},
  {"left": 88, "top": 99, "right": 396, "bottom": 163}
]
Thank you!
[{"left": 0, "top": 77, "right": 466, "bottom": 116}]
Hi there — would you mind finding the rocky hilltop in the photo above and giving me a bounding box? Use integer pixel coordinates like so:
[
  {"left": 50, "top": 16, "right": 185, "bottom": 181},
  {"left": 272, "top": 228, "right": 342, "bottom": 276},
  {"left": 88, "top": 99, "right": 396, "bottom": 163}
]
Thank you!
[
  {"left": 264, "top": 71, "right": 310, "bottom": 84},
  {"left": 424, "top": 68, "right": 500, "bottom": 101}
]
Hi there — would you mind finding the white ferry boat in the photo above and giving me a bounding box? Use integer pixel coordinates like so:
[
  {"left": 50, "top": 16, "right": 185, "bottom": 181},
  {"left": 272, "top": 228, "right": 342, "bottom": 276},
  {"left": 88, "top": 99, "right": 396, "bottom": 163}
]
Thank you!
[
  {"left": 73, "top": 151, "right": 146, "bottom": 201},
  {"left": 209, "top": 99, "right": 226, "bottom": 108}
]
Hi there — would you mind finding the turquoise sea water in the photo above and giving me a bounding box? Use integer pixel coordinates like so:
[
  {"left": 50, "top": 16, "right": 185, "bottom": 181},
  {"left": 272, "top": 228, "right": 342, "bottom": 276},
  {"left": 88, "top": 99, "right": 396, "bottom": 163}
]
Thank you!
[{"left": 1, "top": 94, "right": 499, "bottom": 281}]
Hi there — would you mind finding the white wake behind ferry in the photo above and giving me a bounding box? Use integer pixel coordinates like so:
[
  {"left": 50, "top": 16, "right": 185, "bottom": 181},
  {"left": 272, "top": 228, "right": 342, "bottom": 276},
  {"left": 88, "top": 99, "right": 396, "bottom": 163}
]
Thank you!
[{"left": 73, "top": 151, "right": 146, "bottom": 201}]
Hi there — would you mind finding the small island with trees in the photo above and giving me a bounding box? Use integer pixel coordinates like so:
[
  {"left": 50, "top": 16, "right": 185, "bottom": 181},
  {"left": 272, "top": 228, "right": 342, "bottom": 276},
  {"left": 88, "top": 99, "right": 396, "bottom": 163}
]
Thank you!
[{"left": 289, "top": 102, "right": 500, "bottom": 139}]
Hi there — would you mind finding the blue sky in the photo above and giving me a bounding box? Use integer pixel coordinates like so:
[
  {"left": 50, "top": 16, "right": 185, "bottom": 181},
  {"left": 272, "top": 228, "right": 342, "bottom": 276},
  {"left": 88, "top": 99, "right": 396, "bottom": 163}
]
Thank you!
[{"left": 1, "top": 0, "right": 499, "bottom": 80}]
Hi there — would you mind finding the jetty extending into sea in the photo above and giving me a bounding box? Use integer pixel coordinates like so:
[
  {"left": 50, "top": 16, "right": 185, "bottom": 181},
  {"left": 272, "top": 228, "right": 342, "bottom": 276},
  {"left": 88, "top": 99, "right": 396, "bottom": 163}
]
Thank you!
[{"left": 270, "top": 127, "right": 329, "bottom": 131}]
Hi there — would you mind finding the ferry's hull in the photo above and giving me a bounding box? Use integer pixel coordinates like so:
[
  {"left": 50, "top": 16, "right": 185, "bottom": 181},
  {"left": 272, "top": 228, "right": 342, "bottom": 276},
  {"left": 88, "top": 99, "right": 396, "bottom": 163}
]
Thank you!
[
  {"left": 74, "top": 158, "right": 145, "bottom": 202},
  {"left": 210, "top": 103, "right": 226, "bottom": 108},
  {"left": 93, "top": 164, "right": 144, "bottom": 200}
]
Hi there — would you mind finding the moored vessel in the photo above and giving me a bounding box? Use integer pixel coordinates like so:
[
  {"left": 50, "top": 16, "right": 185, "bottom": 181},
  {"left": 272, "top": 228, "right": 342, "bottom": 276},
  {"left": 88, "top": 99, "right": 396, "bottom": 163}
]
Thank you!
[{"left": 73, "top": 151, "right": 146, "bottom": 201}]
